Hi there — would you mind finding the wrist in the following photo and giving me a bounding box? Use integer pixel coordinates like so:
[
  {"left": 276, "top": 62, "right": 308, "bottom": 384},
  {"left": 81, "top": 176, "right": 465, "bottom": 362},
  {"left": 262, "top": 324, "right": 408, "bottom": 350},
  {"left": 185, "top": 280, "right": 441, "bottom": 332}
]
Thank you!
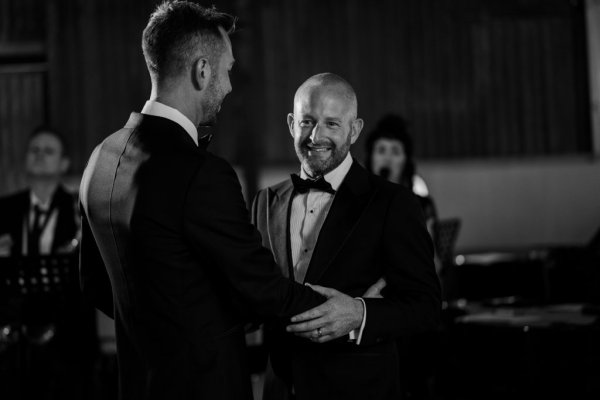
[{"left": 353, "top": 298, "right": 364, "bottom": 330}]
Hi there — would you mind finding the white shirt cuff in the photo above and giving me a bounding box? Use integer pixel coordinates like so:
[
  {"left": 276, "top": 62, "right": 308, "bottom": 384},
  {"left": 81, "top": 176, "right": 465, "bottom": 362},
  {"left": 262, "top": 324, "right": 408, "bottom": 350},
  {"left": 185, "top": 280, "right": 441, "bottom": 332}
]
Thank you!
[{"left": 348, "top": 297, "right": 366, "bottom": 345}]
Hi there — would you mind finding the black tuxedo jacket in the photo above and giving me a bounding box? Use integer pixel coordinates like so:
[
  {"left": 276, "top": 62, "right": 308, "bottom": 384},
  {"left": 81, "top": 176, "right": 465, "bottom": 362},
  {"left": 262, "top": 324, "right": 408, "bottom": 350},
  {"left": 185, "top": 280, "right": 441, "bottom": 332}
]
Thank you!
[
  {"left": 0, "top": 185, "right": 78, "bottom": 255},
  {"left": 79, "top": 113, "right": 323, "bottom": 400},
  {"left": 252, "top": 161, "right": 441, "bottom": 400}
]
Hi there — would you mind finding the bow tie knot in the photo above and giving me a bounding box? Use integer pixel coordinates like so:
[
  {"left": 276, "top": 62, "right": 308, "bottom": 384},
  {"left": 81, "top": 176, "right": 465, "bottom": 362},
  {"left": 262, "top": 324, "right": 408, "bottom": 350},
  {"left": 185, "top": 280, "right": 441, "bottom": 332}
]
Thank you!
[
  {"left": 198, "top": 134, "right": 213, "bottom": 149},
  {"left": 291, "top": 174, "right": 336, "bottom": 194}
]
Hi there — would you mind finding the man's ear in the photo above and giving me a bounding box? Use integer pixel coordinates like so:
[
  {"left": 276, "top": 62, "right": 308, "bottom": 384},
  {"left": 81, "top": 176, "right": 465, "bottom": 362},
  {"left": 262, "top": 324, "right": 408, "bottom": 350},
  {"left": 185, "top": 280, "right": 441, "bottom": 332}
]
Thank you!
[
  {"left": 350, "top": 118, "right": 364, "bottom": 144},
  {"left": 192, "top": 57, "right": 211, "bottom": 91},
  {"left": 287, "top": 113, "right": 295, "bottom": 137}
]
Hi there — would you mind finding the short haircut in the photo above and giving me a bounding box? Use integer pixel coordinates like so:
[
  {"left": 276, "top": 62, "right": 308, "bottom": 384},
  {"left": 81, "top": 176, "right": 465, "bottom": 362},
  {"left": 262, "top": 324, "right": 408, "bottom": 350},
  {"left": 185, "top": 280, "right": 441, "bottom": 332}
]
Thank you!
[
  {"left": 295, "top": 73, "right": 358, "bottom": 118},
  {"left": 142, "top": 1, "right": 236, "bottom": 81},
  {"left": 28, "top": 125, "right": 69, "bottom": 157}
]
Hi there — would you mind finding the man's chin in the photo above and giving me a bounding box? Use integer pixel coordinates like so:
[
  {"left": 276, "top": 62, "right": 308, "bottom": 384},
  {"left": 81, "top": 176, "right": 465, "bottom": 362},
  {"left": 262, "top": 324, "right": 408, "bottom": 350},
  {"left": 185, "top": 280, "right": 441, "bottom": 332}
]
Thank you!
[
  {"left": 199, "top": 114, "right": 218, "bottom": 127},
  {"left": 302, "top": 159, "right": 334, "bottom": 177}
]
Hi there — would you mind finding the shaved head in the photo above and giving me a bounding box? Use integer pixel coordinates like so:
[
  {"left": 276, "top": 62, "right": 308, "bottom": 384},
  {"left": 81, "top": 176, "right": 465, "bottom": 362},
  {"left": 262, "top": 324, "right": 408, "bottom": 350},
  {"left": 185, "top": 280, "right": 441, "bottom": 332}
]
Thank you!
[
  {"left": 294, "top": 73, "right": 358, "bottom": 119},
  {"left": 288, "top": 72, "right": 363, "bottom": 177}
]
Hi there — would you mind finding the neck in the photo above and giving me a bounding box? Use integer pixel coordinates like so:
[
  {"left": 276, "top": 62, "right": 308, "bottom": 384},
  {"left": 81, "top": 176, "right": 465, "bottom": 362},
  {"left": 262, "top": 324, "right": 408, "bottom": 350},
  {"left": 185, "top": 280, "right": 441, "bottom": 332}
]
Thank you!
[
  {"left": 150, "top": 82, "right": 203, "bottom": 127},
  {"left": 29, "top": 180, "right": 59, "bottom": 205}
]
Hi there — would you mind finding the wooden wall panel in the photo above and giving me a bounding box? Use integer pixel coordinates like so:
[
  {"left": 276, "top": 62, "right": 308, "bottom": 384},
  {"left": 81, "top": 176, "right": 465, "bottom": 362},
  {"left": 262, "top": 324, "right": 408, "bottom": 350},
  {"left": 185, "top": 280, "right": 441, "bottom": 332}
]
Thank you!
[
  {"left": 0, "top": 66, "right": 46, "bottom": 196},
  {"left": 254, "top": 0, "right": 591, "bottom": 162},
  {"left": 1, "top": 0, "right": 591, "bottom": 198}
]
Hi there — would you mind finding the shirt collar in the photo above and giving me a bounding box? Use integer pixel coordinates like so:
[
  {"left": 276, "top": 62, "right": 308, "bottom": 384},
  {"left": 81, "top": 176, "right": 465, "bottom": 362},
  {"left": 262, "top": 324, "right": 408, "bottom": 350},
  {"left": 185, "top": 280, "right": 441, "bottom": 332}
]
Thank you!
[
  {"left": 30, "top": 191, "right": 51, "bottom": 211},
  {"left": 141, "top": 100, "right": 199, "bottom": 146},
  {"left": 300, "top": 152, "right": 353, "bottom": 191}
]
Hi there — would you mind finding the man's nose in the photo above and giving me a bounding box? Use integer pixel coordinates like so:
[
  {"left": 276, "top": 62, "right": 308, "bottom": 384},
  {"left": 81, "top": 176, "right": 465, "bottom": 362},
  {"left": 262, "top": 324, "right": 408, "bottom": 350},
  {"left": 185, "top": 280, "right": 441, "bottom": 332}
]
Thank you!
[{"left": 309, "top": 124, "right": 322, "bottom": 142}]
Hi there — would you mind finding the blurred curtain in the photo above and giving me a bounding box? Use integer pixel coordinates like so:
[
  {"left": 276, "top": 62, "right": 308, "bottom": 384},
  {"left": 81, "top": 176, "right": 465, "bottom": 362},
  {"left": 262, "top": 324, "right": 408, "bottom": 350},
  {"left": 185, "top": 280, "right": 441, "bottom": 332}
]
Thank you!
[
  {"left": 46, "top": 0, "right": 154, "bottom": 172},
  {"left": 255, "top": 0, "right": 591, "bottom": 161},
  {"left": 0, "top": 65, "right": 46, "bottom": 195},
  {"left": 0, "top": 0, "right": 47, "bottom": 196}
]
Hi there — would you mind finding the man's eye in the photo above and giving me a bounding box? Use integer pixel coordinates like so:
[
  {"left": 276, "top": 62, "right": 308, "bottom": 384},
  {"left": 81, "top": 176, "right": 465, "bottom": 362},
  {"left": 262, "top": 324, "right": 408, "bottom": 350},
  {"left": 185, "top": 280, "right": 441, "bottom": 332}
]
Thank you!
[
  {"left": 299, "top": 120, "right": 313, "bottom": 127},
  {"left": 327, "top": 122, "right": 339, "bottom": 128}
]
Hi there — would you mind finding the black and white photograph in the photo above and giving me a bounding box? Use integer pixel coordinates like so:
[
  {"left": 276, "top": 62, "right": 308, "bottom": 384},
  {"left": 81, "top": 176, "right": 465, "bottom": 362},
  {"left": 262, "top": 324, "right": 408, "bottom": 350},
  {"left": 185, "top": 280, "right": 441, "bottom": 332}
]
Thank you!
[{"left": 1, "top": 0, "right": 599, "bottom": 399}]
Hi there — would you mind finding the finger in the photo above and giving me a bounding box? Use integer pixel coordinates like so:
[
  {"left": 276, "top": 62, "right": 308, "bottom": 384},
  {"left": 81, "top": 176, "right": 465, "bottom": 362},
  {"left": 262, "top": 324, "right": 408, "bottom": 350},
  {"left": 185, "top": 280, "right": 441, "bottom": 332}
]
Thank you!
[
  {"left": 305, "top": 284, "right": 340, "bottom": 299},
  {"left": 290, "top": 304, "right": 328, "bottom": 323},
  {"left": 293, "top": 331, "right": 316, "bottom": 340},
  {"left": 362, "top": 277, "right": 387, "bottom": 298},
  {"left": 372, "top": 277, "right": 387, "bottom": 290},
  {"left": 286, "top": 317, "right": 327, "bottom": 333},
  {"left": 293, "top": 327, "right": 334, "bottom": 341},
  {"left": 362, "top": 287, "right": 380, "bottom": 298},
  {"left": 313, "top": 333, "right": 337, "bottom": 343}
]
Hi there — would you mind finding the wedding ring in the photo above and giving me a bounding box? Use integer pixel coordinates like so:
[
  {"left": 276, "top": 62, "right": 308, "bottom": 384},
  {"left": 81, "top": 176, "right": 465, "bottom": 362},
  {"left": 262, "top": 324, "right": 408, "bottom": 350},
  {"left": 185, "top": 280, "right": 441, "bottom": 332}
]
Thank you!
[{"left": 317, "top": 327, "right": 322, "bottom": 337}]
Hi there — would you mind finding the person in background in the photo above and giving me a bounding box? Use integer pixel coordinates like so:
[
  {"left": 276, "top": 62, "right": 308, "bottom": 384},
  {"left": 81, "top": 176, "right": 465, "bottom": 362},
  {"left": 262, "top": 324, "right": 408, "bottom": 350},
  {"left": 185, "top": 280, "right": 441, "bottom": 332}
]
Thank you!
[
  {"left": 365, "top": 115, "right": 442, "bottom": 400},
  {"left": 0, "top": 126, "right": 79, "bottom": 256},
  {"left": 0, "top": 126, "right": 97, "bottom": 399},
  {"left": 365, "top": 114, "right": 437, "bottom": 243}
]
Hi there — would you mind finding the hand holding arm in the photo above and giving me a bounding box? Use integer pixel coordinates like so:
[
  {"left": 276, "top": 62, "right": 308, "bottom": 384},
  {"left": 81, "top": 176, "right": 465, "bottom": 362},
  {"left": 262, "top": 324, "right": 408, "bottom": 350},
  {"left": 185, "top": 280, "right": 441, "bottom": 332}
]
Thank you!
[{"left": 285, "top": 284, "right": 364, "bottom": 344}]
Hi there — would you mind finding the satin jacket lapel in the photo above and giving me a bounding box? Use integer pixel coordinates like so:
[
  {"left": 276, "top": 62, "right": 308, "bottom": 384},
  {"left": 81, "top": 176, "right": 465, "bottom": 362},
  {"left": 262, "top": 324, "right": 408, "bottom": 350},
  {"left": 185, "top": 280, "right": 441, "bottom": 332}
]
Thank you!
[
  {"left": 304, "top": 162, "right": 375, "bottom": 284},
  {"left": 268, "top": 181, "right": 295, "bottom": 279}
]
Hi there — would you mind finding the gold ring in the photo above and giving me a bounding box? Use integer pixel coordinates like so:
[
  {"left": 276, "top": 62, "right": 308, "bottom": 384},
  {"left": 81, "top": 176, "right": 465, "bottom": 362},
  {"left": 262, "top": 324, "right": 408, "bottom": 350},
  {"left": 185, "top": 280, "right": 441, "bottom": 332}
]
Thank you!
[{"left": 317, "top": 327, "right": 322, "bottom": 337}]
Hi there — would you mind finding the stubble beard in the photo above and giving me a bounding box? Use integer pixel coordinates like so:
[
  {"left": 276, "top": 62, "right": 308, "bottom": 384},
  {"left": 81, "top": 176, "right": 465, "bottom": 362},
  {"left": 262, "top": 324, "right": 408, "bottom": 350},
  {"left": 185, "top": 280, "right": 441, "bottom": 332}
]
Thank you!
[
  {"left": 200, "top": 80, "right": 224, "bottom": 127},
  {"left": 297, "top": 139, "right": 351, "bottom": 178}
]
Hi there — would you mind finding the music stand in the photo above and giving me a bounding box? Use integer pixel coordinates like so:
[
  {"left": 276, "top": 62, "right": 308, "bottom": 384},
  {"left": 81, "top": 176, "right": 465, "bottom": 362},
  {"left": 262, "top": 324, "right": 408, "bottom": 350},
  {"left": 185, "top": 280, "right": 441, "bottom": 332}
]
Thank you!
[{"left": 0, "top": 254, "right": 78, "bottom": 398}]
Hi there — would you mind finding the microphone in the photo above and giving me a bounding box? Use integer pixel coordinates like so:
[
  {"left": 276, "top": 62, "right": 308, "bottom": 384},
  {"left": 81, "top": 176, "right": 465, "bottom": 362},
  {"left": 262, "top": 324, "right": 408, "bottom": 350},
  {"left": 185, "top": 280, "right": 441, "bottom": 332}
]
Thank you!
[{"left": 379, "top": 167, "right": 390, "bottom": 180}]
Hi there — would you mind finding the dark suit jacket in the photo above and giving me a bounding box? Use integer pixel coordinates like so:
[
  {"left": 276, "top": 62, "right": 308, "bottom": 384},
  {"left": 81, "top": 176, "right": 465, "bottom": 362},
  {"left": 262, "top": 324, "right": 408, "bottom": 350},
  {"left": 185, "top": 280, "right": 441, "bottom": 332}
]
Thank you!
[
  {"left": 252, "top": 161, "right": 441, "bottom": 400},
  {"left": 0, "top": 185, "right": 78, "bottom": 255},
  {"left": 79, "top": 113, "right": 323, "bottom": 400}
]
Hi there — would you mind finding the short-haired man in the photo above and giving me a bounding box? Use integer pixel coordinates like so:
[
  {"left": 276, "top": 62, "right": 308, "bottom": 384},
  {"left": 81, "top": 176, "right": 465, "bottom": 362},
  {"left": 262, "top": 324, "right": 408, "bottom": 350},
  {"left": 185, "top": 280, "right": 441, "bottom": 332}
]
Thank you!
[
  {"left": 0, "top": 126, "right": 78, "bottom": 256},
  {"left": 79, "top": 2, "right": 361, "bottom": 399},
  {"left": 252, "top": 73, "right": 441, "bottom": 400}
]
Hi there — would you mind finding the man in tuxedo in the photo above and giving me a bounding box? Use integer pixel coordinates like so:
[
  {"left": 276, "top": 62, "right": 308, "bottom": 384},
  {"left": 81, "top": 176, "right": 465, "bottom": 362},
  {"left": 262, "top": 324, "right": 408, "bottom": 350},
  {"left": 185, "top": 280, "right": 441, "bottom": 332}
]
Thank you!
[
  {"left": 79, "top": 3, "right": 363, "bottom": 399},
  {"left": 252, "top": 73, "right": 441, "bottom": 400},
  {"left": 0, "top": 127, "right": 79, "bottom": 256}
]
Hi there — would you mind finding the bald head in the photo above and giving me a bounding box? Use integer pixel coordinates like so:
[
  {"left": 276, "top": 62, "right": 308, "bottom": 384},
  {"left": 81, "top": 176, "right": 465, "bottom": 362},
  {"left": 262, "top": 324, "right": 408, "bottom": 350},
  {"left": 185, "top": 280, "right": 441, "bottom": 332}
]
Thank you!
[
  {"left": 288, "top": 73, "right": 364, "bottom": 177},
  {"left": 294, "top": 73, "right": 358, "bottom": 119}
]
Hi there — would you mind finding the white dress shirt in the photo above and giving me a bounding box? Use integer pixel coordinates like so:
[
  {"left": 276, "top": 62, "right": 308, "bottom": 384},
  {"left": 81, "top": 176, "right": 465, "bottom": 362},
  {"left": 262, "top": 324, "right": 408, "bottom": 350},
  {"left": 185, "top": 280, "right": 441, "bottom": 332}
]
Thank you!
[
  {"left": 22, "top": 192, "right": 58, "bottom": 255},
  {"left": 289, "top": 153, "right": 366, "bottom": 343}
]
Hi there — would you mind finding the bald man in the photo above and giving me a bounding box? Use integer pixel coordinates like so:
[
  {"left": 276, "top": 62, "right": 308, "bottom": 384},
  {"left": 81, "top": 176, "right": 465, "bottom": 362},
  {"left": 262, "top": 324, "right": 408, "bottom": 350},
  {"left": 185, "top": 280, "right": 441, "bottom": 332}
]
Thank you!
[{"left": 252, "top": 73, "right": 441, "bottom": 400}]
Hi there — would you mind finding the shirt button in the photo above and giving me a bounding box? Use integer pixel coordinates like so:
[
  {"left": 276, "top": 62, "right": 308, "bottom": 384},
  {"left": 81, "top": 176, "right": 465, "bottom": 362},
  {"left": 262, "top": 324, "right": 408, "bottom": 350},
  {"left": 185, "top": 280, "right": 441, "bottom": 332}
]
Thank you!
[
  {"left": 304, "top": 249, "right": 308, "bottom": 253},
  {"left": 310, "top": 210, "right": 314, "bottom": 213}
]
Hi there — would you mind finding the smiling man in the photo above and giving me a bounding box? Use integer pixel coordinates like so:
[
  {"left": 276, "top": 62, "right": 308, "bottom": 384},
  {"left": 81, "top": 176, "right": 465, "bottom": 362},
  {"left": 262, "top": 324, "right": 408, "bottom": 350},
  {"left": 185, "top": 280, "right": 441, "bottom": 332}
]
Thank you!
[{"left": 252, "top": 73, "right": 441, "bottom": 400}]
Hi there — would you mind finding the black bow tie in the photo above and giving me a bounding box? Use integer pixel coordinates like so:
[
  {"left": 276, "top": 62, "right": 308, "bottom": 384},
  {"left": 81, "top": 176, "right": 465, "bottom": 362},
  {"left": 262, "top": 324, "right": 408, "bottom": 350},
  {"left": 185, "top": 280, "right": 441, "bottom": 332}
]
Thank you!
[
  {"left": 198, "top": 134, "right": 212, "bottom": 149},
  {"left": 291, "top": 174, "right": 336, "bottom": 194}
]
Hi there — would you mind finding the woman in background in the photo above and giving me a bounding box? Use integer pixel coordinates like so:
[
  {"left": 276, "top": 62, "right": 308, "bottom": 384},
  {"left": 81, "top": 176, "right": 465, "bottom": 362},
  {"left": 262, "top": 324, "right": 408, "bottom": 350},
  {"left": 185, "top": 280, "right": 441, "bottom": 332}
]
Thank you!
[
  {"left": 365, "top": 114, "right": 440, "bottom": 400},
  {"left": 365, "top": 114, "right": 437, "bottom": 239}
]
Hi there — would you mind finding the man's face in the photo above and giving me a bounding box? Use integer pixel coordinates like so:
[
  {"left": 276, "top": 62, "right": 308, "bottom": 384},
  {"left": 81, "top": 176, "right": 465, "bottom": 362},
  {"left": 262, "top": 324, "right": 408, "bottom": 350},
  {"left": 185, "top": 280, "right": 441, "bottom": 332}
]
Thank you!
[
  {"left": 201, "top": 28, "right": 234, "bottom": 125},
  {"left": 25, "top": 133, "right": 69, "bottom": 179},
  {"left": 288, "top": 85, "right": 362, "bottom": 177}
]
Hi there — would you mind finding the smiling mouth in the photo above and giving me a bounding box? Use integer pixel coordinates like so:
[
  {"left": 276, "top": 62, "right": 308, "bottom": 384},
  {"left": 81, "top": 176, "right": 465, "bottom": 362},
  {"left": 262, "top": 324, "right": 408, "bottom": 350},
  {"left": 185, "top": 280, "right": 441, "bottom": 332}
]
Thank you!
[{"left": 306, "top": 144, "right": 332, "bottom": 153}]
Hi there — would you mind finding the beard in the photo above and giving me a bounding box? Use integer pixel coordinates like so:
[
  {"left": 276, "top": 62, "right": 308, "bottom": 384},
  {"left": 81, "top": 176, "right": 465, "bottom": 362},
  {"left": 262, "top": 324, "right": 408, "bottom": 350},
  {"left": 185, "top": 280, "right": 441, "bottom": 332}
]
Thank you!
[
  {"left": 199, "top": 79, "right": 224, "bottom": 126},
  {"left": 296, "top": 136, "right": 351, "bottom": 178}
]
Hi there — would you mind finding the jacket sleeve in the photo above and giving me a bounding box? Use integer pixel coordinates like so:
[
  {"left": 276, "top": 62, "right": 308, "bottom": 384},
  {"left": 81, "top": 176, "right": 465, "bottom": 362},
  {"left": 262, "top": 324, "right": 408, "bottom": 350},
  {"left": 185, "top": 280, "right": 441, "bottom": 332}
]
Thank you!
[
  {"left": 183, "top": 156, "right": 323, "bottom": 320},
  {"left": 360, "top": 189, "right": 441, "bottom": 345},
  {"left": 79, "top": 208, "right": 114, "bottom": 319}
]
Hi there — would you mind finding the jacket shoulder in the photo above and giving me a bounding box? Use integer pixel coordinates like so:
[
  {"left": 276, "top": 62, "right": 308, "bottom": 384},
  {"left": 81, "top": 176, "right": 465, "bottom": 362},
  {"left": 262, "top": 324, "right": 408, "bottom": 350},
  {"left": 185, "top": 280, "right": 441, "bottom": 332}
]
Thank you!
[{"left": 0, "top": 189, "right": 29, "bottom": 205}]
